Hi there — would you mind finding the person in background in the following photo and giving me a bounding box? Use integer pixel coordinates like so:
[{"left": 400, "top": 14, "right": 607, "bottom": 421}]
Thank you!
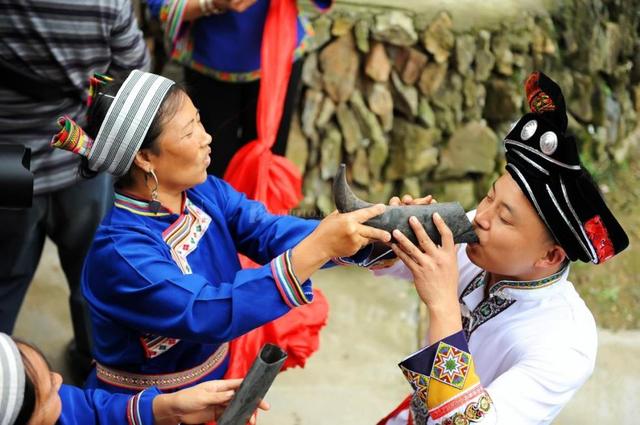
[
  {"left": 0, "top": 0, "right": 150, "bottom": 383},
  {"left": 145, "top": 0, "right": 332, "bottom": 177},
  {"left": 0, "top": 332, "right": 268, "bottom": 425}
]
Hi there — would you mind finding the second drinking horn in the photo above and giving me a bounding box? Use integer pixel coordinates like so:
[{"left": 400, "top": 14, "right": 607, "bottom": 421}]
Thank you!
[{"left": 333, "top": 164, "right": 479, "bottom": 246}]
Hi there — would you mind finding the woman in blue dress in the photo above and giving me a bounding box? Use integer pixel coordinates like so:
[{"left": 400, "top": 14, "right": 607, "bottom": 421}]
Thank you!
[{"left": 51, "top": 70, "right": 390, "bottom": 395}]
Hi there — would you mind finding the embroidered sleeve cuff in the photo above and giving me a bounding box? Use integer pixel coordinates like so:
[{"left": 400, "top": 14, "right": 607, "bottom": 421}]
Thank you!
[
  {"left": 271, "top": 249, "right": 313, "bottom": 308},
  {"left": 161, "top": 0, "right": 188, "bottom": 46},
  {"left": 399, "top": 330, "right": 494, "bottom": 423},
  {"left": 126, "top": 387, "right": 161, "bottom": 425}
]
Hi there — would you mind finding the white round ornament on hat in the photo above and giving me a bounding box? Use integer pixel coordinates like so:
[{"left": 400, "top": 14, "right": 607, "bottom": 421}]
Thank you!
[
  {"left": 539, "top": 131, "right": 558, "bottom": 155},
  {"left": 520, "top": 119, "right": 538, "bottom": 140}
]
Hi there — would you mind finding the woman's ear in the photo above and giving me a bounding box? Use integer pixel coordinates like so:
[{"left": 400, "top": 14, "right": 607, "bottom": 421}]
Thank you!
[{"left": 132, "top": 149, "right": 155, "bottom": 173}]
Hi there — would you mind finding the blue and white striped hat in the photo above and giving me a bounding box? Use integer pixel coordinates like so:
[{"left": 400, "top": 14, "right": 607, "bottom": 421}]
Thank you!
[
  {"left": 88, "top": 70, "right": 175, "bottom": 176},
  {"left": 0, "top": 333, "right": 25, "bottom": 425},
  {"left": 51, "top": 70, "right": 175, "bottom": 177}
]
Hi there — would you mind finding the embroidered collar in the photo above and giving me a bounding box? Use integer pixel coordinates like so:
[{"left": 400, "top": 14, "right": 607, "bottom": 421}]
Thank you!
[
  {"left": 461, "top": 262, "right": 569, "bottom": 301},
  {"left": 114, "top": 191, "right": 186, "bottom": 217},
  {"left": 488, "top": 262, "right": 569, "bottom": 295}
]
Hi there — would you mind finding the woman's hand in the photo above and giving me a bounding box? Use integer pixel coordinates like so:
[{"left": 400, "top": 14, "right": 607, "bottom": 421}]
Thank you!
[
  {"left": 314, "top": 204, "right": 391, "bottom": 259},
  {"left": 290, "top": 204, "right": 390, "bottom": 282},
  {"left": 390, "top": 213, "right": 462, "bottom": 344},
  {"left": 153, "top": 379, "right": 269, "bottom": 425}
]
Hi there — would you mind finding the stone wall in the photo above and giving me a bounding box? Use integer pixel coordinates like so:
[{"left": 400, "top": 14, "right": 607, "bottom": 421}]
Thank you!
[{"left": 287, "top": 0, "right": 640, "bottom": 214}]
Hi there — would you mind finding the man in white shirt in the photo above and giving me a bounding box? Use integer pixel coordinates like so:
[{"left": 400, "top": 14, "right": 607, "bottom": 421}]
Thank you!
[{"left": 376, "top": 71, "right": 629, "bottom": 425}]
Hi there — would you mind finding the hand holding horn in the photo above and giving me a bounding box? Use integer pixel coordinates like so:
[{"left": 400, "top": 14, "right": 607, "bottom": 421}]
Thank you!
[{"left": 333, "top": 164, "right": 478, "bottom": 246}]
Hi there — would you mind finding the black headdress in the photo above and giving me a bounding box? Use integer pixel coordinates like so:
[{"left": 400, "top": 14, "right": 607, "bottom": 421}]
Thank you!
[{"left": 504, "top": 71, "right": 628, "bottom": 263}]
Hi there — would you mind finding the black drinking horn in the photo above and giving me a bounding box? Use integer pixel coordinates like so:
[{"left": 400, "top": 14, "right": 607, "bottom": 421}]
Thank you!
[
  {"left": 333, "top": 164, "right": 479, "bottom": 246},
  {"left": 217, "top": 344, "right": 287, "bottom": 425}
]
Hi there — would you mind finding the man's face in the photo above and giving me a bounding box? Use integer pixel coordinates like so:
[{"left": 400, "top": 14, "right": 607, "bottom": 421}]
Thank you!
[{"left": 466, "top": 173, "right": 556, "bottom": 277}]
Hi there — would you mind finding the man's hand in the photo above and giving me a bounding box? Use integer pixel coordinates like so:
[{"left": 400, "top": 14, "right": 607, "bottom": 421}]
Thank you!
[
  {"left": 369, "top": 194, "right": 437, "bottom": 270},
  {"left": 389, "top": 194, "right": 437, "bottom": 206},
  {"left": 390, "top": 213, "right": 462, "bottom": 344}
]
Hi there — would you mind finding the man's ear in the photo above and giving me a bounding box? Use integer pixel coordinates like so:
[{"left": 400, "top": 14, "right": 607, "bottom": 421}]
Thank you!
[
  {"left": 535, "top": 244, "right": 567, "bottom": 269},
  {"left": 132, "top": 149, "right": 154, "bottom": 173}
]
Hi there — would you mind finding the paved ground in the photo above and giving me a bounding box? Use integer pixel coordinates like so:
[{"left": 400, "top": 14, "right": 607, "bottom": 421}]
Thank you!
[{"left": 14, "top": 239, "right": 640, "bottom": 423}]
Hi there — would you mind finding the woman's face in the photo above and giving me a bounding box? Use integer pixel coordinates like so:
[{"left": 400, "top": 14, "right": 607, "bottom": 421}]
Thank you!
[
  {"left": 16, "top": 343, "right": 63, "bottom": 425},
  {"left": 148, "top": 92, "right": 213, "bottom": 193}
]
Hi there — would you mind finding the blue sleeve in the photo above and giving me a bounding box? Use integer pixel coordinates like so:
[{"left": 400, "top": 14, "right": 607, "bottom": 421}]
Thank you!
[
  {"left": 58, "top": 385, "right": 160, "bottom": 425},
  {"left": 311, "top": 0, "right": 333, "bottom": 11},
  {"left": 204, "top": 179, "right": 386, "bottom": 269},
  {"left": 212, "top": 178, "right": 319, "bottom": 265},
  {"left": 145, "top": 0, "right": 165, "bottom": 18},
  {"left": 83, "top": 227, "right": 312, "bottom": 345}
]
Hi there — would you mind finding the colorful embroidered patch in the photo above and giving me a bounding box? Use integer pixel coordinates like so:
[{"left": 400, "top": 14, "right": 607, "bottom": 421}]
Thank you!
[
  {"left": 51, "top": 116, "right": 94, "bottom": 156},
  {"left": 430, "top": 342, "right": 471, "bottom": 390},
  {"left": 440, "top": 394, "right": 493, "bottom": 425},
  {"left": 584, "top": 214, "right": 615, "bottom": 263},
  {"left": 525, "top": 71, "right": 556, "bottom": 113},
  {"left": 400, "top": 365, "right": 430, "bottom": 403},
  {"left": 410, "top": 391, "right": 429, "bottom": 425},
  {"left": 140, "top": 334, "right": 180, "bottom": 359}
]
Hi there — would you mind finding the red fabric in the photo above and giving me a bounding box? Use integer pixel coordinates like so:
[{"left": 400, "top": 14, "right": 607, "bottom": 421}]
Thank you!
[
  {"left": 223, "top": 288, "right": 329, "bottom": 378},
  {"left": 377, "top": 395, "right": 413, "bottom": 425},
  {"left": 216, "top": 5, "right": 328, "bottom": 424},
  {"left": 223, "top": 0, "right": 303, "bottom": 214},
  {"left": 206, "top": 290, "right": 328, "bottom": 425},
  {"left": 584, "top": 215, "right": 615, "bottom": 263}
]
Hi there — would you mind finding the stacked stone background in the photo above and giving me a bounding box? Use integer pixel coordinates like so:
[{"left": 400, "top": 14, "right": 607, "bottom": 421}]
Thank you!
[{"left": 286, "top": 0, "right": 640, "bottom": 214}]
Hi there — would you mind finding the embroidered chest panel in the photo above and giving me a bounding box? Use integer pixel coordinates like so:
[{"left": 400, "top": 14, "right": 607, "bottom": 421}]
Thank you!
[
  {"left": 460, "top": 272, "right": 515, "bottom": 340},
  {"left": 162, "top": 198, "right": 212, "bottom": 275}
]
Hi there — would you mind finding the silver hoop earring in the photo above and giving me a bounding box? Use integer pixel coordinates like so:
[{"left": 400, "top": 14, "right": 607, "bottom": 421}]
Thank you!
[{"left": 145, "top": 169, "right": 161, "bottom": 214}]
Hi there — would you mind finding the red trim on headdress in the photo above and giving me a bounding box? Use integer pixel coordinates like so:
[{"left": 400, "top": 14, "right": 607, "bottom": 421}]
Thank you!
[
  {"left": 584, "top": 215, "right": 615, "bottom": 263},
  {"left": 525, "top": 71, "right": 556, "bottom": 114}
]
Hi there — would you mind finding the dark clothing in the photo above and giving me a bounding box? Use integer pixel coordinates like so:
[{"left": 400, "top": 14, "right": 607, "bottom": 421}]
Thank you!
[
  {"left": 0, "top": 174, "right": 113, "bottom": 352},
  {"left": 184, "top": 58, "right": 303, "bottom": 177}
]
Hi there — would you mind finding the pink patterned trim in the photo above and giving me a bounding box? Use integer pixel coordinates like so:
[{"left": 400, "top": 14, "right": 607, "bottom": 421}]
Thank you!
[
  {"left": 429, "top": 384, "right": 485, "bottom": 420},
  {"left": 96, "top": 343, "right": 229, "bottom": 391}
]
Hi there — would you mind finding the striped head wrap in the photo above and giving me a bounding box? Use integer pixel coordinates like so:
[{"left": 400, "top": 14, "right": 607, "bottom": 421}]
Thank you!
[
  {"left": 51, "top": 70, "right": 175, "bottom": 177},
  {"left": 0, "top": 333, "right": 25, "bottom": 425}
]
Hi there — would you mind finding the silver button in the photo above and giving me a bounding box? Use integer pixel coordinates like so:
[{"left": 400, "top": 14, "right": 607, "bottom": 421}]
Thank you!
[
  {"left": 539, "top": 131, "right": 558, "bottom": 155},
  {"left": 520, "top": 120, "right": 538, "bottom": 141}
]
